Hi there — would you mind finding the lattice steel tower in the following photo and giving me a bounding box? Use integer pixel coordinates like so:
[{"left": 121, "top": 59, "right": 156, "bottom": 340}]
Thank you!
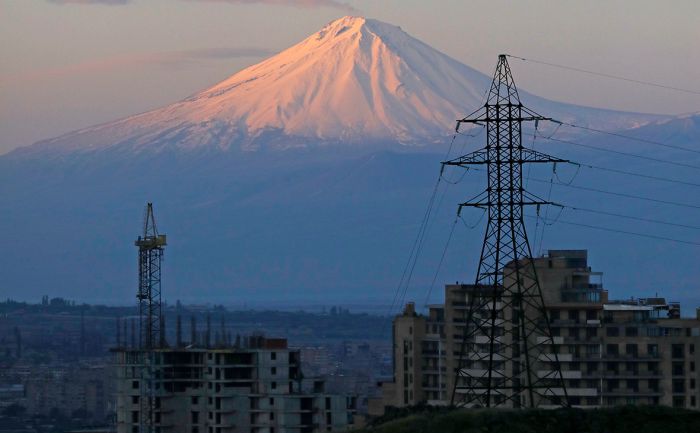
[
  {"left": 444, "top": 55, "right": 569, "bottom": 408},
  {"left": 136, "top": 202, "right": 166, "bottom": 350},
  {"left": 135, "top": 202, "right": 166, "bottom": 432}
]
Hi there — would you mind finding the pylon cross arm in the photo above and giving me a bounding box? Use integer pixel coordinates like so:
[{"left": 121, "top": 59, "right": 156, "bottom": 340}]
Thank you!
[
  {"left": 442, "top": 149, "right": 488, "bottom": 166},
  {"left": 521, "top": 148, "right": 569, "bottom": 164}
]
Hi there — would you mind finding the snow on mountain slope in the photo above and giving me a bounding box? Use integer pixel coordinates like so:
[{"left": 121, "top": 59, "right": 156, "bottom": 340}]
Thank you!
[{"left": 13, "top": 16, "right": 665, "bottom": 157}]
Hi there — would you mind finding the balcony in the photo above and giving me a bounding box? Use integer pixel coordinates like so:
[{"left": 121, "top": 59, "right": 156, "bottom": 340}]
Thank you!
[{"left": 536, "top": 370, "right": 582, "bottom": 379}]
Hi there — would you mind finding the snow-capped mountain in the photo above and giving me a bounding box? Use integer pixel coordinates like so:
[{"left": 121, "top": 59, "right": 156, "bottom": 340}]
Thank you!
[
  {"left": 2, "top": 17, "right": 698, "bottom": 307},
  {"left": 13, "top": 16, "right": 663, "bottom": 157}
]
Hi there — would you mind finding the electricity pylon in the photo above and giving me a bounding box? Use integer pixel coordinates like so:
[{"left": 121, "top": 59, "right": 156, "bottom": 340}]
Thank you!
[{"left": 445, "top": 55, "right": 569, "bottom": 408}]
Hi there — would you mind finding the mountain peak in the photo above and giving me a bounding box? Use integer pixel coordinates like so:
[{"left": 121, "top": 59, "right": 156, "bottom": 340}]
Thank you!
[{"left": 314, "top": 16, "right": 403, "bottom": 42}]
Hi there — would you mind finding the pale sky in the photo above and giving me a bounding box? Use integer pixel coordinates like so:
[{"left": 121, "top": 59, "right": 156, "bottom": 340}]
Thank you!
[{"left": 1, "top": 0, "right": 699, "bottom": 154}]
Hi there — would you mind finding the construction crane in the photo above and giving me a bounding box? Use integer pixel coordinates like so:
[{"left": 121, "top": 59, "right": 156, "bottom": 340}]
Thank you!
[{"left": 135, "top": 202, "right": 166, "bottom": 432}]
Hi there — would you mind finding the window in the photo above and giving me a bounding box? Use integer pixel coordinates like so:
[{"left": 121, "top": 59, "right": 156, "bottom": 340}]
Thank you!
[
  {"left": 606, "top": 344, "right": 619, "bottom": 356},
  {"left": 271, "top": 367, "right": 277, "bottom": 375},
  {"left": 647, "top": 344, "right": 659, "bottom": 357},
  {"left": 269, "top": 397, "right": 274, "bottom": 406},
  {"left": 673, "top": 396, "right": 685, "bottom": 408},
  {"left": 606, "top": 327, "right": 619, "bottom": 337},
  {"left": 192, "top": 411, "right": 199, "bottom": 424},
  {"left": 132, "top": 396, "right": 139, "bottom": 404},
  {"left": 627, "top": 379, "right": 639, "bottom": 392},
  {"left": 672, "top": 344, "right": 685, "bottom": 359},
  {"left": 586, "top": 310, "right": 597, "bottom": 320},
  {"left": 647, "top": 327, "right": 661, "bottom": 337},
  {"left": 625, "top": 327, "right": 638, "bottom": 337},
  {"left": 672, "top": 362, "right": 684, "bottom": 376},
  {"left": 191, "top": 396, "right": 199, "bottom": 405},
  {"left": 132, "top": 380, "right": 139, "bottom": 389},
  {"left": 271, "top": 352, "right": 277, "bottom": 361},
  {"left": 132, "top": 411, "right": 139, "bottom": 423},
  {"left": 271, "top": 381, "right": 277, "bottom": 390},
  {"left": 673, "top": 379, "right": 685, "bottom": 393},
  {"left": 586, "top": 328, "right": 597, "bottom": 339},
  {"left": 625, "top": 344, "right": 638, "bottom": 357},
  {"left": 568, "top": 310, "right": 579, "bottom": 322},
  {"left": 550, "top": 310, "right": 560, "bottom": 321},
  {"left": 648, "top": 379, "right": 659, "bottom": 392}
]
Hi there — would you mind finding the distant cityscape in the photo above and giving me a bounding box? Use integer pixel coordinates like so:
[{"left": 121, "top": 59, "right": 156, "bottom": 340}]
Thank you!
[{"left": 0, "top": 300, "right": 390, "bottom": 432}]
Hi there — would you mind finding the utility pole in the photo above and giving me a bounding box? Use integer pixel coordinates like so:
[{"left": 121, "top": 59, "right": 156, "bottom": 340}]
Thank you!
[
  {"left": 135, "top": 203, "right": 166, "bottom": 432},
  {"left": 445, "top": 55, "right": 568, "bottom": 408}
]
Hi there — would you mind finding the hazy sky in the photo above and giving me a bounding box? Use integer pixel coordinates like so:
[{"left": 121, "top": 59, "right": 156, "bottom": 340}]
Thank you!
[{"left": 1, "top": 0, "right": 698, "bottom": 154}]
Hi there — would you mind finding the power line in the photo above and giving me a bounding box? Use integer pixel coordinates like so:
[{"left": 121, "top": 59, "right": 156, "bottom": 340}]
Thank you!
[
  {"left": 506, "top": 54, "right": 700, "bottom": 96},
  {"left": 525, "top": 215, "right": 700, "bottom": 246},
  {"left": 551, "top": 119, "right": 700, "bottom": 155},
  {"left": 577, "top": 162, "right": 700, "bottom": 188},
  {"left": 536, "top": 134, "right": 700, "bottom": 171},
  {"left": 466, "top": 164, "right": 700, "bottom": 210},
  {"left": 386, "top": 173, "right": 442, "bottom": 319},
  {"left": 566, "top": 206, "right": 700, "bottom": 231},
  {"left": 527, "top": 176, "right": 700, "bottom": 210},
  {"left": 423, "top": 215, "right": 459, "bottom": 307}
]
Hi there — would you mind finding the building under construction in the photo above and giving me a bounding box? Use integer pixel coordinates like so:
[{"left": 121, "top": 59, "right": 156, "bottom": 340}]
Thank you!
[
  {"left": 113, "top": 335, "right": 358, "bottom": 433},
  {"left": 373, "top": 250, "right": 700, "bottom": 412},
  {"left": 114, "top": 204, "right": 358, "bottom": 433}
]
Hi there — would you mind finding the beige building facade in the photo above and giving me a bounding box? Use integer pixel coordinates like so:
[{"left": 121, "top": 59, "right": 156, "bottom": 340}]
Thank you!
[{"left": 376, "top": 250, "right": 700, "bottom": 411}]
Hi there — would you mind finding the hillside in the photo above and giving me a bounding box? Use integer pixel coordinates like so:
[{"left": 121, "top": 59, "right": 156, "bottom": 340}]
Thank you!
[{"left": 357, "top": 406, "right": 700, "bottom": 433}]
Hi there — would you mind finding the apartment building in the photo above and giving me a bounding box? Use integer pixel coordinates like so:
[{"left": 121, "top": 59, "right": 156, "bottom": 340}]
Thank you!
[
  {"left": 114, "top": 336, "right": 357, "bottom": 433},
  {"left": 375, "top": 250, "right": 700, "bottom": 411}
]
